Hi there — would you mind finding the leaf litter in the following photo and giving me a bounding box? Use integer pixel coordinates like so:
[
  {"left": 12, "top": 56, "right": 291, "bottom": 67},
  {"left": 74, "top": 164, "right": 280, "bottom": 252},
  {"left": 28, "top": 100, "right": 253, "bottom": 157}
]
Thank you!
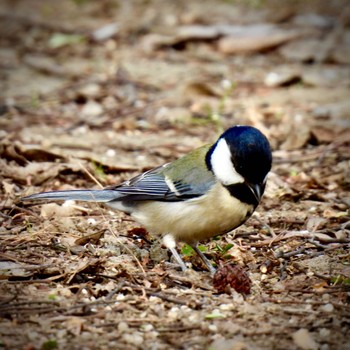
[{"left": 0, "top": 0, "right": 349, "bottom": 349}]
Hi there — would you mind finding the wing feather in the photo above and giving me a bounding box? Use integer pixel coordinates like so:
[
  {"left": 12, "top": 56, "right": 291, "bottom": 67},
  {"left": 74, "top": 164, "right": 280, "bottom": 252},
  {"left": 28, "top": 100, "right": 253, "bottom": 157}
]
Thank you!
[{"left": 107, "top": 150, "right": 216, "bottom": 202}]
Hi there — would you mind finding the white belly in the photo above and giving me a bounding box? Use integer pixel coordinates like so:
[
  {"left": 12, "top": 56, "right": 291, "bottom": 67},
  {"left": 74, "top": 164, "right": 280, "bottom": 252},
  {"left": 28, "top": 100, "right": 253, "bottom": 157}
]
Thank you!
[{"left": 131, "top": 183, "right": 254, "bottom": 244}]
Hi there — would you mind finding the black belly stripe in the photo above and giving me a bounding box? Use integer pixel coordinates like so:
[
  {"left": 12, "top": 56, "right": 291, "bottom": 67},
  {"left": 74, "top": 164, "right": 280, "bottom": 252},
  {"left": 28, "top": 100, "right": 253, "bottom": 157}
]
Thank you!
[{"left": 225, "top": 183, "right": 259, "bottom": 207}]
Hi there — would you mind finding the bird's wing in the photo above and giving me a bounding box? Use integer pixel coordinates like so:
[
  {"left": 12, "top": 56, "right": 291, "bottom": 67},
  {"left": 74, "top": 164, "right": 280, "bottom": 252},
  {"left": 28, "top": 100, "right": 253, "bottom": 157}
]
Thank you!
[{"left": 108, "top": 145, "right": 216, "bottom": 202}]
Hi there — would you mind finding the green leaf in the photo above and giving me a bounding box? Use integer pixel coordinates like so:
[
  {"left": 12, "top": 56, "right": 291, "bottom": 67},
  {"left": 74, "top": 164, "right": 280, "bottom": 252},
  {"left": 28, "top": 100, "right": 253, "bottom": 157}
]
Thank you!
[
  {"left": 331, "top": 275, "right": 350, "bottom": 285},
  {"left": 92, "top": 162, "right": 107, "bottom": 180},
  {"left": 47, "top": 294, "right": 57, "bottom": 301},
  {"left": 181, "top": 244, "right": 208, "bottom": 256},
  {"left": 197, "top": 245, "right": 207, "bottom": 252},
  {"left": 205, "top": 312, "right": 225, "bottom": 319},
  {"left": 42, "top": 340, "right": 58, "bottom": 350},
  {"left": 214, "top": 243, "right": 224, "bottom": 252},
  {"left": 181, "top": 244, "right": 194, "bottom": 256},
  {"left": 48, "top": 33, "right": 85, "bottom": 49},
  {"left": 222, "top": 243, "right": 234, "bottom": 253}
]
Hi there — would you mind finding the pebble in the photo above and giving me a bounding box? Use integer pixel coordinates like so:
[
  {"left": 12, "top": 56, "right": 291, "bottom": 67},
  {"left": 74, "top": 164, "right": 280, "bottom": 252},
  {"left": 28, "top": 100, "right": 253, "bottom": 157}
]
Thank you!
[
  {"left": 208, "top": 324, "right": 218, "bottom": 332},
  {"left": 118, "top": 321, "right": 129, "bottom": 333},
  {"left": 141, "top": 324, "right": 154, "bottom": 332},
  {"left": 81, "top": 100, "right": 103, "bottom": 117},
  {"left": 292, "top": 328, "right": 318, "bottom": 350},
  {"left": 116, "top": 293, "right": 126, "bottom": 301},
  {"left": 319, "top": 328, "right": 331, "bottom": 339},
  {"left": 321, "top": 294, "right": 331, "bottom": 302},
  {"left": 106, "top": 149, "right": 116, "bottom": 157},
  {"left": 92, "top": 23, "right": 119, "bottom": 42},
  {"left": 168, "top": 307, "right": 180, "bottom": 319},
  {"left": 122, "top": 332, "right": 144, "bottom": 346},
  {"left": 87, "top": 218, "right": 97, "bottom": 226},
  {"left": 78, "top": 83, "right": 101, "bottom": 98},
  {"left": 219, "top": 303, "right": 234, "bottom": 311},
  {"left": 264, "top": 67, "right": 300, "bottom": 87},
  {"left": 319, "top": 303, "right": 334, "bottom": 313},
  {"left": 188, "top": 314, "right": 200, "bottom": 323}
]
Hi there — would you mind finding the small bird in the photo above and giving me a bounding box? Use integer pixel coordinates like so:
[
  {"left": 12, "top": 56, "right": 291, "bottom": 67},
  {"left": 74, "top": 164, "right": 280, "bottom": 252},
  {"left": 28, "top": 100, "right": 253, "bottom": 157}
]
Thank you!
[{"left": 22, "top": 125, "right": 272, "bottom": 274}]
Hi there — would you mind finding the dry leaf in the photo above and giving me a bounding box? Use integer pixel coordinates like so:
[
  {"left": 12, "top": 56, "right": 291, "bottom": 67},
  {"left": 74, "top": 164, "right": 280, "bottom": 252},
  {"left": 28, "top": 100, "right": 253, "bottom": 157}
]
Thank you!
[
  {"left": 41, "top": 203, "right": 78, "bottom": 218},
  {"left": 2, "top": 180, "right": 15, "bottom": 195},
  {"left": 75, "top": 230, "right": 105, "bottom": 245},
  {"left": 306, "top": 217, "right": 327, "bottom": 232}
]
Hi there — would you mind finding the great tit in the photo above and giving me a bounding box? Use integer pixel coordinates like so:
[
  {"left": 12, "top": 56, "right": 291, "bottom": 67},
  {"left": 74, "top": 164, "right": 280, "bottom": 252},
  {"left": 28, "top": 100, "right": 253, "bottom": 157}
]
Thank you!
[{"left": 22, "top": 125, "right": 272, "bottom": 274}]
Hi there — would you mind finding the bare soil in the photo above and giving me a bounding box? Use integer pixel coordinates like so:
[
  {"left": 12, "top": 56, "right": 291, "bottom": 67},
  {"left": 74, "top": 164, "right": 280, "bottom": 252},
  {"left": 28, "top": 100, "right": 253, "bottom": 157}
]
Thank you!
[{"left": 0, "top": 1, "right": 349, "bottom": 349}]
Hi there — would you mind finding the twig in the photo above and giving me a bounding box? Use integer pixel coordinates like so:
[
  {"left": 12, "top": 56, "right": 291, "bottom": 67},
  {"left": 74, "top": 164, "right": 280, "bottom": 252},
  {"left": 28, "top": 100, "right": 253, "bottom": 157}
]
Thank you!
[
  {"left": 0, "top": 296, "right": 16, "bottom": 306},
  {"left": 250, "top": 230, "right": 350, "bottom": 248},
  {"left": 0, "top": 305, "right": 64, "bottom": 315},
  {"left": 267, "top": 286, "right": 349, "bottom": 294},
  {"left": 0, "top": 300, "right": 60, "bottom": 308},
  {"left": 77, "top": 161, "right": 103, "bottom": 189},
  {"left": 252, "top": 215, "right": 276, "bottom": 237},
  {"left": 0, "top": 13, "right": 87, "bottom": 34},
  {"left": 1, "top": 273, "right": 68, "bottom": 283},
  {"left": 263, "top": 297, "right": 350, "bottom": 311},
  {"left": 157, "top": 325, "right": 201, "bottom": 333},
  {"left": 105, "top": 281, "right": 127, "bottom": 301},
  {"left": 273, "top": 141, "right": 349, "bottom": 164},
  {"left": 275, "top": 246, "right": 306, "bottom": 259},
  {"left": 167, "top": 273, "right": 213, "bottom": 291},
  {"left": 147, "top": 292, "right": 189, "bottom": 306}
]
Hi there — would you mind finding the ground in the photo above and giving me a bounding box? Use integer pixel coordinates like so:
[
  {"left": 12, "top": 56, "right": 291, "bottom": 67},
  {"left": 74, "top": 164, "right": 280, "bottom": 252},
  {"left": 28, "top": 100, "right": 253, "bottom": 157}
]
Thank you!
[{"left": 0, "top": 0, "right": 349, "bottom": 349}]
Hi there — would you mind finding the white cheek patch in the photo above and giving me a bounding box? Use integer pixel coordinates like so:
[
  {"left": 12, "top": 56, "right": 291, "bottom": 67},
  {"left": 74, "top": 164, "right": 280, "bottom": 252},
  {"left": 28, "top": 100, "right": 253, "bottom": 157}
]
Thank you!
[{"left": 211, "top": 138, "right": 244, "bottom": 185}]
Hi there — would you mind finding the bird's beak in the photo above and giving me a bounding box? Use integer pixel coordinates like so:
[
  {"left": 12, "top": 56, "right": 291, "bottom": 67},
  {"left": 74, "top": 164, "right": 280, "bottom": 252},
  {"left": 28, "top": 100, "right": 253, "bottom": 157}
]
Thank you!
[{"left": 247, "top": 183, "right": 263, "bottom": 203}]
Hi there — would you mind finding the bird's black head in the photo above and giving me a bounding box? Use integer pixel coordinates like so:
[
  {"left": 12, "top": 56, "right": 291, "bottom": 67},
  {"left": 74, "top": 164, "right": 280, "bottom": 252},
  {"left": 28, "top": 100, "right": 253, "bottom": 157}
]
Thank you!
[
  {"left": 222, "top": 125, "right": 272, "bottom": 185},
  {"left": 206, "top": 125, "right": 272, "bottom": 204}
]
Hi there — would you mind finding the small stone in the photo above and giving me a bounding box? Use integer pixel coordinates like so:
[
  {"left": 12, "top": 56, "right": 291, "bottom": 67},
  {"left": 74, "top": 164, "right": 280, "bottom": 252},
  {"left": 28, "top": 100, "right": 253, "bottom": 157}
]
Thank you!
[
  {"left": 188, "top": 314, "right": 200, "bottom": 323},
  {"left": 208, "top": 324, "right": 218, "bottom": 332},
  {"left": 116, "top": 293, "right": 126, "bottom": 301},
  {"left": 144, "top": 331, "right": 159, "bottom": 340},
  {"left": 78, "top": 83, "right": 101, "bottom": 98},
  {"left": 118, "top": 321, "right": 129, "bottom": 333},
  {"left": 87, "top": 218, "right": 97, "bottom": 226},
  {"left": 92, "top": 23, "right": 119, "bottom": 41},
  {"left": 321, "top": 294, "right": 331, "bottom": 302},
  {"left": 167, "top": 307, "right": 180, "bottom": 319},
  {"left": 319, "top": 328, "right": 331, "bottom": 339},
  {"left": 106, "top": 149, "right": 116, "bottom": 157},
  {"left": 261, "top": 273, "right": 269, "bottom": 281},
  {"left": 320, "top": 303, "right": 334, "bottom": 313},
  {"left": 264, "top": 67, "right": 300, "bottom": 87},
  {"left": 141, "top": 324, "right": 154, "bottom": 332},
  {"left": 81, "top": 100, "right": 103, "bottom": 117},
  {"left": 292, "top": 329, "right": 318, "bottom": 350},
  {"left": 122, "top": 332, "right": 144, "bottom": 346},
  {"left": 219, "top": 304, "right": 234, "bottom": 311}
]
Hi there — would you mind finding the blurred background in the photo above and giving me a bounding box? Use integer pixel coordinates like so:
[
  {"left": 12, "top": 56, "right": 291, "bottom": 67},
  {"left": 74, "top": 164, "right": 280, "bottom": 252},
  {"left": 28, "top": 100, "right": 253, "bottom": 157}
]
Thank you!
[
  {"left": 0, "top": 1, "right": 349, "bottom": 349},
  {"left": 1, "top": 0, "right": 349, "bottom": 165}
]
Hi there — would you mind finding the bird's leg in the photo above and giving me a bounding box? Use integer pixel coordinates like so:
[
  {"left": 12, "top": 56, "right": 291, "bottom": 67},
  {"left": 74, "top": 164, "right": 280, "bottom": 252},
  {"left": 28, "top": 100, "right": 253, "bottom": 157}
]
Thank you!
[
  {"left": 190, "top": 244, "right": 216, "bottom": 275},
  {"left": 163, "top": 234, "right": 187, "bottom": 271},
  {"left": 168, "top": 247, "right": 187, "bottom": 271}
]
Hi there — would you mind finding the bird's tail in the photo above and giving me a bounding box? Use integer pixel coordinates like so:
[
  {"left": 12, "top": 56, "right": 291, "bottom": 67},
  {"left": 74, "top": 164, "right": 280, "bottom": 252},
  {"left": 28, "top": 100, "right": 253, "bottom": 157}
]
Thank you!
[{"left": 22, "top": 189, "right": 120, "bottom": 203}]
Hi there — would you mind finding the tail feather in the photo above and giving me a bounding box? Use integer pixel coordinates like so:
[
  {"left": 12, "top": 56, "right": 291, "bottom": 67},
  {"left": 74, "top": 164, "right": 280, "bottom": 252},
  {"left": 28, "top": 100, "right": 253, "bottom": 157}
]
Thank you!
[{"left": 22, "top": 190, "right": 121, "bottom": 203}]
